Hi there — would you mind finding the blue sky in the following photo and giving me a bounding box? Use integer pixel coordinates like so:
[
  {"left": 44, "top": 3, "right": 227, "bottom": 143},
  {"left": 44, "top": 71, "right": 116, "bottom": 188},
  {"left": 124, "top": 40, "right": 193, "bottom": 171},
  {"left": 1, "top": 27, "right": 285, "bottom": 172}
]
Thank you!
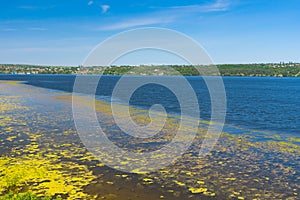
[{"left": 0, "top": 0, "right": 299, "bottom": 66}]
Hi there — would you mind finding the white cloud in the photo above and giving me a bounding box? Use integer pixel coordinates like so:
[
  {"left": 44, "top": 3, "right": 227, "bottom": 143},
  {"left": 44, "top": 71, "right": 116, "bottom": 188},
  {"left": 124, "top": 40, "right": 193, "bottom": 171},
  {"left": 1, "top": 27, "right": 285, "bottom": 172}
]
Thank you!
[
  {"left": 98, "top": 0, "right": 231, "bottom": 31},
  {"left": 170, "top": 0, "right": 231, "bottom": 13},
  {"left": 18, "top": 6, "right": 37, "bottom": 10},
  {"left": 2, "top": 27, "right": 47, "bottom": 32},
  {"left": 101, "top": 5, "right": 110, "bottom": 13},
  {"left": 18, "top": 5, "right": 56, "bottom": 10},
  {"left": 2, "top": 28, "right": 18, "bottom": 31},
  {"left": 205, "top": 0, "right": 231, "bottom": 11},
  {"left": 28, "top": 28, "right": 48, "bottom": 31},
  {"left": 100, "top": 17, "right": 173, "bottom": 31},
  {"left": 88, "top": 1, "right": 93, "bottom": 6}
]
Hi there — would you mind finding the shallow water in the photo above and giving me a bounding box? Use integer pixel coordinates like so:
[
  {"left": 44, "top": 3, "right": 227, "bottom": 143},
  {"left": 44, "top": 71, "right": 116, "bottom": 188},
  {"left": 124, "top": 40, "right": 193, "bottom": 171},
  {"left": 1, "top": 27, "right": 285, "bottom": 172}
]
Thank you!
[
  {"left": 0, "top": 75, "right": 299, "bottom": 136},
  {"left": 0, "top": 80, "right": 299, "bottom": 199}
]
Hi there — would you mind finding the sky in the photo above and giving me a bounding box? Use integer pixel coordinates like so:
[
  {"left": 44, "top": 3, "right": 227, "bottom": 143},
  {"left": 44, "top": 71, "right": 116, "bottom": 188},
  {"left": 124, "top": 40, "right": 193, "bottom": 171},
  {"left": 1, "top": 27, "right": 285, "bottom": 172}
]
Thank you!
[{"left": 0, "top": 0, "right": 299, "bottom": 66}]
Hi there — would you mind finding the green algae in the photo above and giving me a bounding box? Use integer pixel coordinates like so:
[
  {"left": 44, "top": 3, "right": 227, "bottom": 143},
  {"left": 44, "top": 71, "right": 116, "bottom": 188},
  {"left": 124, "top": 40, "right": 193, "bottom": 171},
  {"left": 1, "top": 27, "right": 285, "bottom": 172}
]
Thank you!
[
  {"left": 289, "top": 137, "right": 300, "bottom": 143},
  {"left": 0, "top": 192, "right": 60, "bottom": 200},
  {"left": 0, "top": 141, "right": 97, "bottom": 199}
]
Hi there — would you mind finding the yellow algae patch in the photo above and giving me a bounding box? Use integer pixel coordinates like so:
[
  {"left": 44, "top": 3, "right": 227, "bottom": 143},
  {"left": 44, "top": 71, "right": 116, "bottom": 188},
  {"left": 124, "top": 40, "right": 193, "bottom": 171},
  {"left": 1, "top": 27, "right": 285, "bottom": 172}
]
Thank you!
[
  {"left": 150, "top": 154, "right": 166, "bottom": 159},
  {"left": 289, "top": 137, "right": 300, "bottom": 143},
  {"left": 0, "top": 137, "right": 97, "bottom": 199},
  {"left": 61, "top": 143, "right": 72, "bottom": 147},
  {"left": 97, "top": 163, "right": 105, "bottom": 167},
  {"left": 79, "top": 153, "right": 97, "bottom": 161},
  {"left": 173, "top": 180, "right": 185, "bottom": 187},
  {"left": 131, "top": 169, "right": 148, "bottom": 175},
  {"left": 142, "top": 178, "right": 154, "bottom": 184},
  {"left": 197, "top": 180, "right": 205, "bottom": 185},
  {"left": 208, "top": 192, "right": 216, "bottom": 197},
  {"left": 0, "top": 155, "right": 96, "bottom": 199},
  {"left": 225, "top": 177, "right": 236, "bottom": 181},
  {"left": 6, "top": 136, "right": 17, "bottom": 142},
  {"left": 188, "top": 187, "right": 208, "bottom": 194},
  {"left": 185, "top": 171, "right": 192, "bottom": 176},
  {"left": 35, "top": 180, "right": 74, "bottom": 196},
  {"left": 116, "top": 174, "right": 129, "bottom": 178},
  {"left": 0, "top": 81, "right": 21, "bottom": 85},
  {"left": 159, "top": 169, "right": 169, "bottom": 174},
  {"left": 180, "top": 170, "right": 193, "bottom": 176}
]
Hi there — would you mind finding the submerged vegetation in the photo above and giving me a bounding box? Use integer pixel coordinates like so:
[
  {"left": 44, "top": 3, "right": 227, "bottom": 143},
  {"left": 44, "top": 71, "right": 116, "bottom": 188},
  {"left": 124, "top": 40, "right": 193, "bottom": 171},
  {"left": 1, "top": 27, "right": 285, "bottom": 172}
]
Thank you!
[
  {"left": 0, "top": 87, "right": 97, "bottom": 199},
  {"left": 0, "top": 192, "right": 56, "bottom": 200},
  {"left": 1, "top": 63, "right": 300, "bottom": 77},
  {"left": 0, "top": 81, "right": 299, "bottom": 199}
]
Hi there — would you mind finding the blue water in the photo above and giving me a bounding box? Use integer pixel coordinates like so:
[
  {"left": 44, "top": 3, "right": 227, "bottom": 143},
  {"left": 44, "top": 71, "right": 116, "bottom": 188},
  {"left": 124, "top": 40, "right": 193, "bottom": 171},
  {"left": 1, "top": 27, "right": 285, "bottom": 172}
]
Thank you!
[{"left": 0, "top": 74, "right": 299, "bottom": 136}]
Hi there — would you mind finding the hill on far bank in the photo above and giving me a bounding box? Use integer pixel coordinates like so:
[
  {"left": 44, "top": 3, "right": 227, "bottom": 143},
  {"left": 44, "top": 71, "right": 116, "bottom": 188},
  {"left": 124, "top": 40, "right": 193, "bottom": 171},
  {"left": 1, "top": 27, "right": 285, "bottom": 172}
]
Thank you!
[{"left": 0, "top": 63, "right": 299, "bottom": 77}]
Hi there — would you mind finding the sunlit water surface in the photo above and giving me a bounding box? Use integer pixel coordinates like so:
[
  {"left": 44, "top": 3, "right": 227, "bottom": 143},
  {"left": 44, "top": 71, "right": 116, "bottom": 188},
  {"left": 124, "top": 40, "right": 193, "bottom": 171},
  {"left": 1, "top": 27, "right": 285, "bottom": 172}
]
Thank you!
[{"left": 0, "top": 76, "right": 299, "bottom": 199}]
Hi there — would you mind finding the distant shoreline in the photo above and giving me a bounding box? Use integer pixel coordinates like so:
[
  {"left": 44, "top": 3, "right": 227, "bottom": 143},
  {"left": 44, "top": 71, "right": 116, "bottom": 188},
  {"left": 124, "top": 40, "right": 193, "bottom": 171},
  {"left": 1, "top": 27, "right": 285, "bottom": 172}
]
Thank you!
[
  {"left": 1, "top": 63, "right": 300, "bottom": 77},
  {"left": 1, "top": 74, "right": 300, "bottom": 78}
]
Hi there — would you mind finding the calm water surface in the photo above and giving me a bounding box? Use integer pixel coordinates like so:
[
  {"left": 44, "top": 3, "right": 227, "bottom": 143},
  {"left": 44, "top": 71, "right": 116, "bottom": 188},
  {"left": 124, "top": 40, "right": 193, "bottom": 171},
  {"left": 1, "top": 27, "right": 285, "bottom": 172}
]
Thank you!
[{"left": 1, "top": 75, "right": 299, "bottom": 136}]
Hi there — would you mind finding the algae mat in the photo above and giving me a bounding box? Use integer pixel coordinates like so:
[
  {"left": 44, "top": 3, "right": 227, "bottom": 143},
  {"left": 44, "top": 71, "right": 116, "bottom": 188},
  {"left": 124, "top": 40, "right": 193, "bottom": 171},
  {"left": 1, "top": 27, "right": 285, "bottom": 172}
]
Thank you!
[{"left": 0, "top": 81, "right": 299, "bottom": 199}]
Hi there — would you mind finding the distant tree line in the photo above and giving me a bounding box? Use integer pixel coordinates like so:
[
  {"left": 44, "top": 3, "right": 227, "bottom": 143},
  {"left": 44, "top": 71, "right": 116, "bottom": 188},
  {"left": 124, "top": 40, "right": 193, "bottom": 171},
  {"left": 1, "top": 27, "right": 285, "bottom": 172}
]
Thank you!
[{"left": 0, "top": 63, "right": 299, "bottom": 77}]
